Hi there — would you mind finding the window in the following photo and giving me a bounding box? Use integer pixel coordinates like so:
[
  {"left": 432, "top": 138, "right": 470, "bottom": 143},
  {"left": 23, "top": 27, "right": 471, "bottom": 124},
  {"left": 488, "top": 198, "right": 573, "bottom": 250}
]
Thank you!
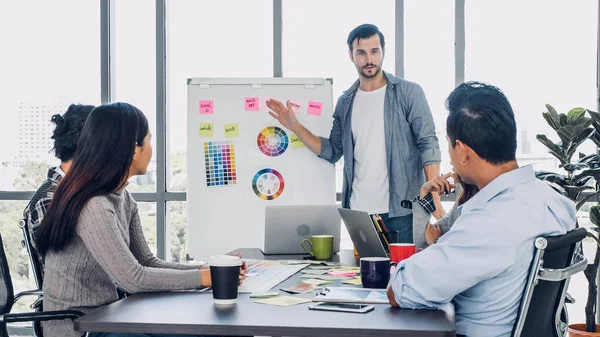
[
  {"left": 0, "top": 1, "right": 100, "bottom": 191},
  {"left": 282, "top": 0, "right": 396, "bottom": 193},
  {"left": 114, "top": 0, "right": 157, "bottom": 192},
  {"left": 0, "top": 201, "right": 34, "bottom": 314},
  {"left": 465, "top": 0, "right": 598, "bottom": 325},
  {"left": 465, "top": 0, "right": 598, "bottom": 170},
  {"left": 138, "top": 202, "right": 158, "bottom": 254},
  {"left": 167, "top": 201, "right": 188, "bottom": 262},
  {"left": 166, "top": 0, "right": 274, "bottom": 192},
  {"left": 405, "top": 0, "right": 455, "bottom": 174}
]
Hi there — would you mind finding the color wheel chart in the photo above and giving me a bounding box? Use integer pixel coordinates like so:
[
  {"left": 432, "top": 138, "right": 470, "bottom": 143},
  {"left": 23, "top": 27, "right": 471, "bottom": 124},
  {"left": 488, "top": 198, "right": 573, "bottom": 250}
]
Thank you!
[
  {"left": 252, "top": 168, "right": 284, "bottom": 200},
  {"left": 204, "top": 140, "right": 237, "bottom": 187},
  {"left": 257, "top": 126, "right": 288, "bottom": 157}
]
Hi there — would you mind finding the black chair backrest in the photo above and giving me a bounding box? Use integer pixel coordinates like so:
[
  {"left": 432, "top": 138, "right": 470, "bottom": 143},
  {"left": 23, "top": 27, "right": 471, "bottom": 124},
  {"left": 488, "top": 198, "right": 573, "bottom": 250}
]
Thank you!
[
  {"left": 514, "top": 227, "right": 587, "bottom": 337},
  {"left": 18, "top": 218, "right": 43, "bottom": 289},
  {"left": 0, "top": 233, "right": 14, "bottom": 317},
  {"left": 0, "top": 233, "right": 15, "bottom": 337}
]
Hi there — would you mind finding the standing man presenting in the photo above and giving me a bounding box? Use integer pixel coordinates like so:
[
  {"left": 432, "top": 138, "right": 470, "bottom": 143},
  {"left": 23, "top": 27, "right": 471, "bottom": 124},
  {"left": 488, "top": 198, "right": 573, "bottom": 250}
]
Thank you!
[{"left": 266, "top": 24, "right": 442, "bottom": 243}]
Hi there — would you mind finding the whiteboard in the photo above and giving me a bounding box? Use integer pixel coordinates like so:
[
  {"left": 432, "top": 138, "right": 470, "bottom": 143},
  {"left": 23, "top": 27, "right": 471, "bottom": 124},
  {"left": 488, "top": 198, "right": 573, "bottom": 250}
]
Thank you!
[{"left": 186, "top": 78, "right": 336, "bottom": 259}]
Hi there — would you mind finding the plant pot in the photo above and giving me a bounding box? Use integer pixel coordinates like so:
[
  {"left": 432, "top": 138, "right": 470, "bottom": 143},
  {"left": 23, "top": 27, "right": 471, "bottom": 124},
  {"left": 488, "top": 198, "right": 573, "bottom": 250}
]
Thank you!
[{"left": 569, "top": 324, "right": 600, "bottom": 336}]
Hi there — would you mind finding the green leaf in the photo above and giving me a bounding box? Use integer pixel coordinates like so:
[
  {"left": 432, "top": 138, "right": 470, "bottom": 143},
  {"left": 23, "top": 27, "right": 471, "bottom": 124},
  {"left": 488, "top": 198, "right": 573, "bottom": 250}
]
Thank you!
[
  {"left": 542, "top": 112, "right": 559, "bottom": 130},
  {"left": 590, "top": 205, "right": 600, "bottom": 226},
  {"left": 566, "top": 128, "right": 596, "bottom": 162},
  {"left": 536, "top": 172, "right": 568, "bottom": 186},
  {"left": 536, "top": 134, "right": 567, "bottom": 164},
  {"left": 567, "top": 107, "right": 587, "bottom": 121},
  {"left": 590, "top": 133, "right": 600, "bottom": 148},
  {"left": 546, "top": 181, "right": 568, "bottom": 196},
  {"left": 546, "top": 104, "right": 561, "bottom": 124},
  {"left": 576, "top": 191, "right": 600, "bottom": 211},
  {"left": 573, "top": 168, "right": 600, "bottom": 183},
  {"left": 563, "top": 185, "right": 594, "bottom": 200},
  {"left": 563, "top": 163, "right": 589, "bottom": 171},
  {"left": 570, "top": 117, "right": 593, "bottom": 128},
  {"left": 559, "top": 114, "right": 568, "bottom": 127},
  {"left": 587, "top": 109, "right": 600, "bottom": 123}
]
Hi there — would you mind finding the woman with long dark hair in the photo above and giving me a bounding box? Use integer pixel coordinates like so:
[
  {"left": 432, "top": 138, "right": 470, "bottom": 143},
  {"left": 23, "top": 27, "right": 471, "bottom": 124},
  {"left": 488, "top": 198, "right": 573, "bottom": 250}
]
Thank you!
[{"left": 36, "top": 103, "right": 231, "bottom": 337}]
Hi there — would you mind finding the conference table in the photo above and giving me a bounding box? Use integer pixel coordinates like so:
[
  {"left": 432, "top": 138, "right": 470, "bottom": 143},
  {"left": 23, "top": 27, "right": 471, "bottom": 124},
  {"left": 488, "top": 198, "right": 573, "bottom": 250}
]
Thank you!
[{"left": 74, "top": 249, "right": 456, "bottom": 336}]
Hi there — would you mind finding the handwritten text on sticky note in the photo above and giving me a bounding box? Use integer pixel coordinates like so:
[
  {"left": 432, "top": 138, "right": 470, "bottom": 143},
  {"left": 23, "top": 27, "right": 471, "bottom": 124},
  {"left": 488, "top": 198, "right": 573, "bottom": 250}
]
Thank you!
[
  {"left": 245, "top": 97, "right": 259, "bottom": 111},
  {"left": 290, "top": 134, "right": 305, "bottom": 148},
  {"left": 289, "top": 100, "right": 301, "bottom": 114},
  {"left": 199, "top": 100, "right": 214, "bottom": 114},
  {"left": 224, "top": 123, "right": 240, "bottom": 138},
  {"left": 307, "top": 101, "right": 322, "bottom": 116},
  {"left": 199, "top": 123, "right": 214, "bottom": 137}
]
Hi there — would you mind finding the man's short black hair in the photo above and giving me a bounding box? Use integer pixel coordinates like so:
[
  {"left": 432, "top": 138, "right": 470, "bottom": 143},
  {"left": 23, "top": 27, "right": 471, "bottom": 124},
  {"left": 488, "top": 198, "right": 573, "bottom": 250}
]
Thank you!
[
  {"left": 347, "top": 24, "right": 385, "bottom": 51},
  {"left": 446, "top": 81, "right": 517, "bottom": 164}
]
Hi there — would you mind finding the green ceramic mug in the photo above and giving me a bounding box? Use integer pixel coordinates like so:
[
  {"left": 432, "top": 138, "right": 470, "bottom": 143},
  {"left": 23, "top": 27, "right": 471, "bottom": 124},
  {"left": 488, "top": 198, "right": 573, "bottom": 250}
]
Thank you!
[{"left": 301, "top": 235, "right": 334, "bottom": 260}]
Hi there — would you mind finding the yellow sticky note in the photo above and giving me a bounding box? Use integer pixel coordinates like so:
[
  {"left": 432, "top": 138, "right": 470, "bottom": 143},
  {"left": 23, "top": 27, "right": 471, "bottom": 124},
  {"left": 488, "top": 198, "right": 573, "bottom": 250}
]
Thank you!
[
  {"left": 199, "top": 123, "right": 214, "bottom": 137},
  {"left": 290, "top": 133, "right": 305, "bottom": 148},
  {"left": 224, "top": 123, "right": 240, "bottom": 138},
  {"left": 343, "top": 277, "right": 362, "bottom": 286}
]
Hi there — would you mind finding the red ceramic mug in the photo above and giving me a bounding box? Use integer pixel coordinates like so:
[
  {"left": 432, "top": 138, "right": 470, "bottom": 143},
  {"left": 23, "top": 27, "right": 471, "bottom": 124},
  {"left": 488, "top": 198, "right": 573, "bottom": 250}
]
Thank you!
[{"left": 389, "top": 243, "right": 416, "bottom": 265}]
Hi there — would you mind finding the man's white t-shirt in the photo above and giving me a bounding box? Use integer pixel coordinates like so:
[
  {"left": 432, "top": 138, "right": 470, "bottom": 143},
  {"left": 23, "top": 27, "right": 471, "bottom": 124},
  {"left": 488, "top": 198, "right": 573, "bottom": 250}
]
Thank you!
[{"left": 349, "top": 85, "right": 389, "bottom": 214}]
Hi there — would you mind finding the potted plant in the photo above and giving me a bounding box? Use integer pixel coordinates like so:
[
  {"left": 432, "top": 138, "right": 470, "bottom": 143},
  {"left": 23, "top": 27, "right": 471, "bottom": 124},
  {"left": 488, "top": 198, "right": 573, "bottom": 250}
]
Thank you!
[{"left": 536, "top": 104, "right": 600, "bottom": 335}]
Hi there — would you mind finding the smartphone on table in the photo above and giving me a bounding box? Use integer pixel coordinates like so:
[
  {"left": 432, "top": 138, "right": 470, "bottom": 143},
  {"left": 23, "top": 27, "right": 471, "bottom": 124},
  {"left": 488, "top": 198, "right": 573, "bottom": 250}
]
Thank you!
[{"left": 308, "top": 302, "right": 375, "bottom": 313}]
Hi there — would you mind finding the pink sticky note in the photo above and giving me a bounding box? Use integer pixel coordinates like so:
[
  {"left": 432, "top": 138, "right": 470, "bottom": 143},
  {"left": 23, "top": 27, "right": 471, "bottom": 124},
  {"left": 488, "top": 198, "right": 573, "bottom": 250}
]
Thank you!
[
  {"left": 199, "top": 100, "right": 214, "bottom": 114},
  {"left": 307, "top": 101, "right": 322, "bottom": 116},
  {"left": 289, "top": 100, "right": 301, "bottom": 114},
  {"left": 245, "top": 97, "right": 259, "bottom": 111}
]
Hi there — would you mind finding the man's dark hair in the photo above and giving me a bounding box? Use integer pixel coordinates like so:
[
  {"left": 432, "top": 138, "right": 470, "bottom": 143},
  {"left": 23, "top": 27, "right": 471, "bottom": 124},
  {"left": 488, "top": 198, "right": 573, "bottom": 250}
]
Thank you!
[
  {"left": 445, "top": 81, "right": 517, "bottom": 164},
  {"left": 347, "top": 24, "right": 385, "bottom": 51},
  {"left": 50, "top": 104, "right": 95, "bottom": 162}
]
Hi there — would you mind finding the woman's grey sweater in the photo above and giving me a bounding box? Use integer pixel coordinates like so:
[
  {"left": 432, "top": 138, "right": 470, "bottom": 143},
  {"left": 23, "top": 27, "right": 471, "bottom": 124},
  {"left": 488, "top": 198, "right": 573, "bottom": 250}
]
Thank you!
[{"left": 42, "top": 188, "right": 202, "bottom": 337}]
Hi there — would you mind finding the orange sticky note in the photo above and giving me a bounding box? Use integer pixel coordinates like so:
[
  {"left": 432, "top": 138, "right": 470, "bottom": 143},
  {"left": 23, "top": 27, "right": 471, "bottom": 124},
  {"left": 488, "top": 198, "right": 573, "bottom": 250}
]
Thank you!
[
  {"left": 245, "top": 97, "right": 259, "bottom": 111},
  {"left": 307, "top": 101, "right": 322, "bottom": 116},
  {"left": 289, "top": 100, "right": 301, "bottom": 114},
  {"left": 199, "top": 100, "right": 214, "bottom": 114}
]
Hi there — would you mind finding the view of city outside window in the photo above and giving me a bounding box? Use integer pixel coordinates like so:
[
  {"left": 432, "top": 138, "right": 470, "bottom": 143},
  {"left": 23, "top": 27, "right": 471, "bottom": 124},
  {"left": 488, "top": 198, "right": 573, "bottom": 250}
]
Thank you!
[
  {"left": 0, "top": 1, "right": 100, "bottom": 316},
  {"left": 464, "top": 0, "right": 598, "bottom": 324},
  {"left": 165, "top": 0, "right": 273, "bottom": 260}
]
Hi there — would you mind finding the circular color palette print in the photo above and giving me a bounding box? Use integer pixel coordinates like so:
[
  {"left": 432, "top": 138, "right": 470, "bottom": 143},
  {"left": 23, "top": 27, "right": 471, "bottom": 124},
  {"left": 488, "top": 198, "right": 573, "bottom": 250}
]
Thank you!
[
  {"left": 257, "top": 126, "right": 288, "bottom": 157},
  {"left": 252, "top": 168, "right": 285, "bottom": 200}
]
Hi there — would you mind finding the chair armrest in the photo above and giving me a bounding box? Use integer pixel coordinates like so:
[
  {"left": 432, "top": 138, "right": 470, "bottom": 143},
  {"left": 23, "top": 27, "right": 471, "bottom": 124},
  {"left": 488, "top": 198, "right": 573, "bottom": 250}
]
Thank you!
[
  {"left": 30, "top": 296, "right": 43, "bottom": 310},
  {"left": 13, "top": 289, "right": 43, "bottom": 305},
  {"left": 2, "top": 310, "right": 84, "bottom": 324},
  {"left": 539, "top": 254, "right": 587, "bottom": 281},
  {"left": 565, "top": 293, "right": 575, "bottom": 304}
]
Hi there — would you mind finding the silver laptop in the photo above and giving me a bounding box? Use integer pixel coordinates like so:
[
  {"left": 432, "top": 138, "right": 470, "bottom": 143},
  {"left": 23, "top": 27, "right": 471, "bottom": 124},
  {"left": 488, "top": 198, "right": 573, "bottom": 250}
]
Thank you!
[
  {"left": 338, "top": 208, "right": 388, "bottom": 258},
  {"left": 263, "top": 205, "right": 341, "bottom": 255}
]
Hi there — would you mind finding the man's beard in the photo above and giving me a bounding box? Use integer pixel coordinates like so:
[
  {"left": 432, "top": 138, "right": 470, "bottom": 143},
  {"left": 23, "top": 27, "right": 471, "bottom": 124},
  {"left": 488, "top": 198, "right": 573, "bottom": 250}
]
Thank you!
[{"left": 358, "top": 64, "right": 381, "bottom": 78}]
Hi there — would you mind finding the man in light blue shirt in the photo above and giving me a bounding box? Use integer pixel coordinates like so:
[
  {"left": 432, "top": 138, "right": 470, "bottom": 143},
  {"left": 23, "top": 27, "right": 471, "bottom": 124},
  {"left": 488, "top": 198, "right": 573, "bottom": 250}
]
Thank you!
[{"left": 387, "top": 82, "right": 576, "bottom": 337}]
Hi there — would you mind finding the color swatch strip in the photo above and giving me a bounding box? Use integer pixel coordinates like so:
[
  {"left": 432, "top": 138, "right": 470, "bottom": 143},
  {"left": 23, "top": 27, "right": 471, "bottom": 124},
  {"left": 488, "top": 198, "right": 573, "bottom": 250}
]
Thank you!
[{"left": 204, "top": 140, "right": 237, "bottom": 187}]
